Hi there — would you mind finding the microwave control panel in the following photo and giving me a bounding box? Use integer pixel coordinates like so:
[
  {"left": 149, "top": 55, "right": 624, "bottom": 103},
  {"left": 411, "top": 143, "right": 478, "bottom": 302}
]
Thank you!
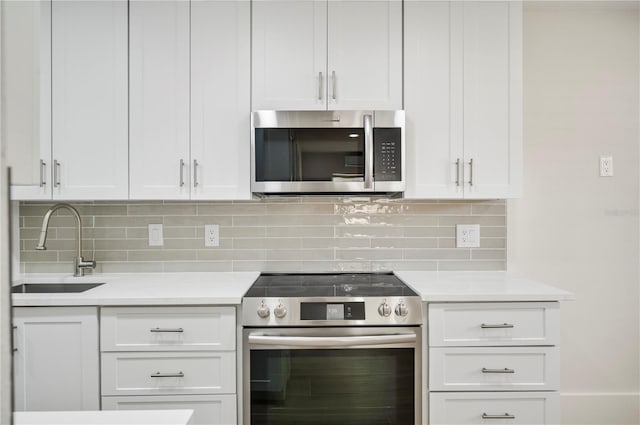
[{"left": 373, "top": 128, "right": 402, "bottom": 181}]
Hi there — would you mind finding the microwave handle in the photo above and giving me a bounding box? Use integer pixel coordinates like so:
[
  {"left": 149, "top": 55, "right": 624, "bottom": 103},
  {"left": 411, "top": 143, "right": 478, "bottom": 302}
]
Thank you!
[{"left": 364, "top": 114, "right": 374, "bottom": 190}]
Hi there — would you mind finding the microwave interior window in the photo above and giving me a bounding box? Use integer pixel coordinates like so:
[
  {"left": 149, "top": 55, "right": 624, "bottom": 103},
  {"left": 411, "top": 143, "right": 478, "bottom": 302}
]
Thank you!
[{"left": 255, "top": 128, "right": 365, "bottom": 182}]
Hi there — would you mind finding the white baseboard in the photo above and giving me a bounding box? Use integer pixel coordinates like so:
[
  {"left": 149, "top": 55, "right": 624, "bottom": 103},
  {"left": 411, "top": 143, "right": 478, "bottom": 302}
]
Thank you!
[{"left": 562, "top": 393, "right": 640, "bottom": 425}]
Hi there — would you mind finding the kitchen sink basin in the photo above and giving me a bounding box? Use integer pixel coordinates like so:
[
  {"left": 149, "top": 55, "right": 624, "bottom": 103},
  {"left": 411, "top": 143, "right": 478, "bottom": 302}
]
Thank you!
[{"left": 11, "top": 282, "right": 105, "bottom": 294}]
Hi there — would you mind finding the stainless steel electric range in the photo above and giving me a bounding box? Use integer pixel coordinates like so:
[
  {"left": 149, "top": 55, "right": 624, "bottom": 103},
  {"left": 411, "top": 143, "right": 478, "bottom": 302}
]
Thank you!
[{"left": 242, "top": 272, "right": 423, "bottom": 425}]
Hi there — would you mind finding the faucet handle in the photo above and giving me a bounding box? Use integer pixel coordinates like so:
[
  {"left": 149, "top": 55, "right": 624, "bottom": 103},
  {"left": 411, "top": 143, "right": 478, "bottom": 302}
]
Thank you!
[
  {"left": 77, "top": 256, "right": 96, "bottom": 270},
  {"left": 79, "top": 259, "right": 96, "bottom": 269}
]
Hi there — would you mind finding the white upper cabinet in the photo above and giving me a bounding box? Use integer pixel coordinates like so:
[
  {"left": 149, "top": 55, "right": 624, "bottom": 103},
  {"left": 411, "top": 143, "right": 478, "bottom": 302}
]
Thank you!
[
  {"left": 252, "top": 0, "right": 327, "bottom": 111},
  {"left": 327, "top": 0, "right": 402, "bottom": 110},
  {"left": 252, "top": 0, "right": 402, "bottom": 111},
  {"left": 6, "top": 0, "right": 128, "bottom": 200},
  {"left": 51, "top": 0, "right": 129, "bottom": 200},
  {"left": 129, "top": 0, "right": 190, "bottom": 200},
  {"left": 405, "top": 1, "right": 522, "bottom": 199},
  {"left": 462, "top": 2, "right": 522, "bottom": 199},
  {"left": 2, "top": 0, "right": 52, "bottom": 200},
  {"left": 191, "top": 0, "right": 251, "bottom": 200},
  {"left": 130, "top": 0, "right": 250, "bottom": 200}
]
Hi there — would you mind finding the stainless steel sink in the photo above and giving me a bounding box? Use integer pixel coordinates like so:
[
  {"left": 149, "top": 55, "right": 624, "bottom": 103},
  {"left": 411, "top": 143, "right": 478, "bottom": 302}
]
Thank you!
[{"left": 11, "top": 282, "right": 105, "bottom": 294}]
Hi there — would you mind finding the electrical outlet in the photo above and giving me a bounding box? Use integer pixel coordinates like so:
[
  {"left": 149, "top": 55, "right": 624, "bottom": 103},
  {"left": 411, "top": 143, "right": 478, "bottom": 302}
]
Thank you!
[
  {"left": 456, "top": 224, "right": 480, "bottom": 248},
  {"left": 600, "top": 155, "right": 613, "bottom": 177},
  {"left": 148, "top": 224, "right": 164, "bottom": 247},
  {"left": 204, "top": 224, "right": 219, "bottom": 247}
]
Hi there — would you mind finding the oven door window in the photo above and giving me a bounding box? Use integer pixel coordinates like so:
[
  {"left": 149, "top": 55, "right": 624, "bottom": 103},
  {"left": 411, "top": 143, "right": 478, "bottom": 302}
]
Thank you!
[
  {"left": 250, "top": 348, "right": 414, "bottom": 425},
  {"left": 254, "top": 128, "right": 365, "bottom": 182}
]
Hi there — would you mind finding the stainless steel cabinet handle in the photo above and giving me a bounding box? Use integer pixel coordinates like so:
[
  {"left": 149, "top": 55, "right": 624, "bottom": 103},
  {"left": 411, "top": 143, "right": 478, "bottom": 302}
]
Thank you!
[
  {"left": 39, "top": 160, "right": 46, "bottom": 187},
  {"left": 179, "top": 159, "right": 185, "bottom": 187},
  {"left": 455, "top": 158, "right": 461, "bottom": 187},
  {"left": 481, "top": 323, "right": 514, "bottom": 329},
  {"left": 12, "top": 325, "right": 17, "bottom": 352},
  {"left": 482, "top": 413, "right": 516, "bottom": 420},
  {"left": 468, "top": 158, "right": 474, "bottom": 186},
  {"left": 150, "top": 371, "right": 184, "bottom": 378},
  {"left": 363, "top": 114, "right": 374, "bottom": 191},
  {"left": 482, "top": 368, "right": 515, "bottom": 374},
  {"left": 193, "top": 160, "right": 199, "bottom": 188},
  {"left": 150, "top": 327, "right": 184, "bottom": 333},
  {"left": 318, "top": 71, "right": 323, "bottom": 101},
  {"left": 53, "top": 160, "right": 61, "bottom": 187},
  {"left": 331, "top": 70, "right": 336, "bottom": 100}
]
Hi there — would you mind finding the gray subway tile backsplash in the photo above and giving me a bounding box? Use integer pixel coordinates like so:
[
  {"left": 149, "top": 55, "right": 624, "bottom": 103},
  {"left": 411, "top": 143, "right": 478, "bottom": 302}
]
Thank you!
[{"left": 18, "top": 198, "right": 506, "bottom": 274}]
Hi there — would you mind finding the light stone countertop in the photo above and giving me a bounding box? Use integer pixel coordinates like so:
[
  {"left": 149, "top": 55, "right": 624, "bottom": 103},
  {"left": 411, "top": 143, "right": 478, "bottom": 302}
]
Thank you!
[
  {"left": 11, "top": 272, "right": 259, "bottom": 307},
  {"left": 11, "top": 270, "right": 574, "bottom": 307},
  {"left": 395, "top": 271, "right": 575, "bottom": 302},
  {"left": 14, "top": 410, "right": 194, "bottom": 425}
]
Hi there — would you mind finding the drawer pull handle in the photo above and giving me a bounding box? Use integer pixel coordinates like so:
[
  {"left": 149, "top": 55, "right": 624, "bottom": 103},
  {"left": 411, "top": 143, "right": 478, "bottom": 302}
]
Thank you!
[
  {"left": 150, "top": 371, "right": 184, "bottom": 378},
  {"left": 481, "top": 323, "right": 514, "bottom": 329},
  {"left": 150, "top": 328, "right": 184, "bottom": 333},
  {"left": 482, "top": 368, "right": 515, "bottom": 374},
  {"left": 482, "top": 413, "right": 515, "bottom": 420}
]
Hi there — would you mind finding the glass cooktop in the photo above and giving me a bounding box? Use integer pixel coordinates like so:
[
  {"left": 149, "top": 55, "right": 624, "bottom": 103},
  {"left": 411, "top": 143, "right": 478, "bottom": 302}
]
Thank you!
[{"left": 244, "top": 272, "right": 418, "bottom": 298}]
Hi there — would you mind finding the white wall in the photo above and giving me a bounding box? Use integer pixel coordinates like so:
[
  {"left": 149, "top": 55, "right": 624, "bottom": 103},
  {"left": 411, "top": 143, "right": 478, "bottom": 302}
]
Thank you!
[{"left": 509, "top": 2, "right": 640, "bottom": 424}]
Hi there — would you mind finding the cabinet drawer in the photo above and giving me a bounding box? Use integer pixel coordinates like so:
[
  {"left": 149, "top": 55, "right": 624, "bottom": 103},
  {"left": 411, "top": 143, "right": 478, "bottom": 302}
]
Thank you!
[
  {"left": 429, "top": 346, "right": 559, "bottom": 391},
  {"left": 429, "top": 392, "right": 560, "bottom": 425},
  {"left": 102, "top": 394, "right": 236, "bottom": 425},
  {"left": 101, "top": 352, "right": 236, "bottom": 396},
  {"left": 429, "top": 302, "right": 559, "bottom": 346},
  {"left": 100, "top": 306, "right": 235, "bottom": 351}
]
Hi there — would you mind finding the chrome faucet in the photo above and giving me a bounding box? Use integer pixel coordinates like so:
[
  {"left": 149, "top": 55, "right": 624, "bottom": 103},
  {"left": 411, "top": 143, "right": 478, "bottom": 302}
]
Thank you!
[{"left": 35, "top": 203, "right": 96, "bottom": 277}]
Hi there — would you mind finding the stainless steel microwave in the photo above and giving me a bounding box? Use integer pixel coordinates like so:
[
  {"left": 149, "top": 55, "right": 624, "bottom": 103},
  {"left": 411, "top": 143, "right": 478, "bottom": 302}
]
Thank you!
[{"left": 251, "top": 110, "right": 405, "bottom": 195}]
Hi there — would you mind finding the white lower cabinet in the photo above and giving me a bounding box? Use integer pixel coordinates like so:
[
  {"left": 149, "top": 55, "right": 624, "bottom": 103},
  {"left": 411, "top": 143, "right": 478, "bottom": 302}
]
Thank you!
[
  {"left": 101, "top": 351, "right": 236, "bottom": 396},
  {"left": 13, "top": 307, "right": 99, "bottom": 411},
  {"left": 102, "top": 395, "right": 237, "bottom": 425},
  {"left": 429, "top": 392, "right": 560, "bottom": 425},
  {"left": 100, "top": 306, "right": 237, "bottom": 425},
  {"left": 427, "top": 302, "right": 561, "bottom": 425},
  {"left": 429, "top": 346, "right": 559, "bottom": 391}
]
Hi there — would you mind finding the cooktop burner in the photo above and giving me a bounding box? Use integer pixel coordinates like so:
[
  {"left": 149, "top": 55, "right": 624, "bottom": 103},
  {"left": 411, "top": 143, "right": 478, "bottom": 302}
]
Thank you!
[{"left": 244, "top": 272, "right": 418, "bottom": 298}]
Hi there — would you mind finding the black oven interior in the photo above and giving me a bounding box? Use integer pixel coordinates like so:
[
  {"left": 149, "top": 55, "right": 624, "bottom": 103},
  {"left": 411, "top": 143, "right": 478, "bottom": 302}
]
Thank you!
[{"left": 249, "top": 347, "right": 415, "bottom": 425}]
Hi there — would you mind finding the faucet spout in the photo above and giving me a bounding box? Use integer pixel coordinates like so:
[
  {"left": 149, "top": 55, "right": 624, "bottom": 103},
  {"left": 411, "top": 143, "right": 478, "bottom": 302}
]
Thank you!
[{"left": 36, "top": 203, "right": 96, "bottom": 277}]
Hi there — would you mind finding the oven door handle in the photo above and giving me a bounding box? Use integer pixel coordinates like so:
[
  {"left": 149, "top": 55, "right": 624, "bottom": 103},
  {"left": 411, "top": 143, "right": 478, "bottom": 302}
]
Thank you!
[{"left": 248, "top": 333, "right": 416, "bottom": 348}]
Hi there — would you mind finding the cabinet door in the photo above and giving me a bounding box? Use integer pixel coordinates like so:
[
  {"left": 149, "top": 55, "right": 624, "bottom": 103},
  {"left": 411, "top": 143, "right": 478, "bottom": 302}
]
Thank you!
[
  {"left": 252, "top": 0, "right": 327, "bottom": 110},
  {"left": 51, "top": 0, "right": 128, "bottom": 200},
  {"left": 13, "top": 307, "right": 99, "bottom": 411},
  {"left": 191, "top": 0, "right": 250, "bottom": 200},
  {"left": 102, "top": 394, "right": 237, "bottom": 425},
  {"left": 2, "top": 0, "right": 52, "bottom": 200},
  {"left": 327, "top": 0, "right": 402, "bottom": 110},
  {"left": 404, "top": 1, "right": 463, "bottom": 199},
  {"left": 129, "top": 0, "right": 190, "bottom": 200},
  {"left": 462, "top": 1, "right": 522, "bottom": 198}
]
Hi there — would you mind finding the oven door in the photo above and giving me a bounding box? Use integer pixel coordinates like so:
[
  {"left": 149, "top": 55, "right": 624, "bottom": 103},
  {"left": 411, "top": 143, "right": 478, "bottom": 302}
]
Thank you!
[{"left": 243, "top": 327, "right": 421, "bottom": 425}]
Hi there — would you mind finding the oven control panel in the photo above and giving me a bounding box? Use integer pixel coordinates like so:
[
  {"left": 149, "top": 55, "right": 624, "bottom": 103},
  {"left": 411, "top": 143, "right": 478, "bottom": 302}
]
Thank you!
[
  {"left": 242, "top": 297, "right": 422, "bottom": 327},
  {"left": 301, "top": 302, "right": 365, "bottom": 321}
]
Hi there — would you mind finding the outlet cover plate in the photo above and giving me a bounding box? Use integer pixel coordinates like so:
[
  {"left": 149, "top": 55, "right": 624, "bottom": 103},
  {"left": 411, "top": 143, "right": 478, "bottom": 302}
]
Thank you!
[
  {"left": 205, "top": 224, "right": 220, "bottom": 247},
  {"left": 148, "top": 224, "right": 164, "bottom": 247},
  {"left": 456, "top": 224, "right": 480, "bottom": 248},
  {"left": 600, "top": 155, "right": 613, "bottom": 177}
]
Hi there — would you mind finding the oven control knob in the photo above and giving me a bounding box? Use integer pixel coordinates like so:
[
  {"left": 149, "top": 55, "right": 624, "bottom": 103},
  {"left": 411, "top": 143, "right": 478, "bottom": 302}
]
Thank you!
[
  {"left": 273, "top": 304, "right": 287, "bottom": 319},
  {"left": 378, "top": 303, "right": 392, "bottom": 317},
  {"left": 394, "top": 302, "right": 409, "bottom": 317},
  {"left": 257, "top": 303, "right": 270, "bottom": 319}
]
